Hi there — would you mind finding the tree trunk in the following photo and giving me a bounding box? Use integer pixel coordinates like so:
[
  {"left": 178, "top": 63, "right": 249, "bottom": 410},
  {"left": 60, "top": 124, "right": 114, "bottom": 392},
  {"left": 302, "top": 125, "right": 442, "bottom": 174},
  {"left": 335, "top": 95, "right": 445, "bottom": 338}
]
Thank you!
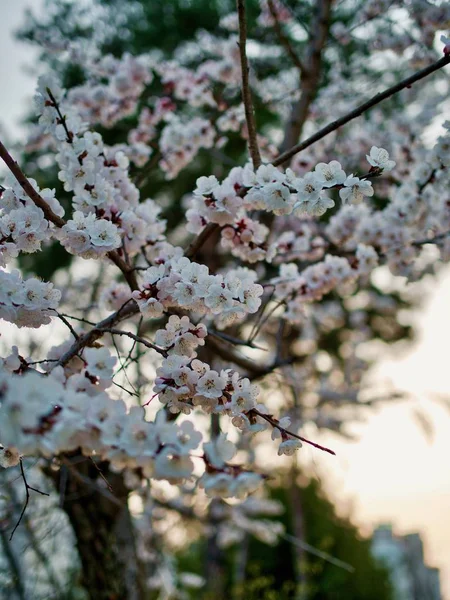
[
  {"left": 48, "top": 455, "right": 146, "bottom": 600},
  {"left": 289, "top": 469, "right": 308, "bottom": 600}
]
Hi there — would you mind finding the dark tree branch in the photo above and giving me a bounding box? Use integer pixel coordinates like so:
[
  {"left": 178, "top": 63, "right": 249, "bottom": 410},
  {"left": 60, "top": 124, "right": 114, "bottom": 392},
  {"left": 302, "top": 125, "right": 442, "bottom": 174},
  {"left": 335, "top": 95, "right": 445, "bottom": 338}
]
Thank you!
[
  {"left": 0, "top": 140, "right": 66, "bottom": 227},
  {"left": 237, "top": 0, "right": 262, "bottom": 169},
  {"left": 273, "top": 54, "right": 450, "bottom": 167},
  {"left": 268, "top": 0, "right": 305, "bottom": 72},
  {"left": 184, "top": 222, "right": 219, "bottom": 259},
  {"left": 279, "top": 0, "right": 334, "bottom": 155},
  {"left": 250, "top": 409, "right": 336, "bottom": 455},
  {"left": 100, "top": 327, "right": 168, "bottom": 356},
  {"left": 54, "top": 300, "right": 139, "bottom": 369},
  {"left": 9, "top": 459, "right": 49, "bottom": 541}
]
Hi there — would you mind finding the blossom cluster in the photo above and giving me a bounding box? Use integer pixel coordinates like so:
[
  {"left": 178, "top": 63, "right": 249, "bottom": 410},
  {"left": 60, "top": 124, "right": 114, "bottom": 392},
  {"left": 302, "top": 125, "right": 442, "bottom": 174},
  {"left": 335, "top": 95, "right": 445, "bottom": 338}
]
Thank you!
[
  {"left": 35, "top": 75, "right": 167, "bottom": 259},
  {"left": 0, "top": 350, "right": 269, "bottom": 499},
  {"left": 0, "top": 362, "right": 200, "bottom": 483},
  {"left": 185, "top": 149, "right": 395, "bottom": 264},
  {"left": 132, "top": 257, "right": 263, "bottom": 328},
  {"left": 67, "top": 53, "right": 153, "bottom": 127},
  {"left": 0, "top": 6, "right": 449, "bottom": 545},
  {"left": 0, "top": 173, "right": 63, "bottom": 266},
  {"left": 154, "top": 315, "right": 207, "bottom": 358},
  {"left": 0, "top": 269, "right": 61, "bottom": 328}
]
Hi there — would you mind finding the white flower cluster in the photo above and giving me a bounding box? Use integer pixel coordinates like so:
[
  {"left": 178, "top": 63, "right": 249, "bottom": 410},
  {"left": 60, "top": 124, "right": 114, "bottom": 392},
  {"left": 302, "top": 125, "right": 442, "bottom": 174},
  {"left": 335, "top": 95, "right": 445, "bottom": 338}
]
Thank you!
[
  {"left": 0, "top": 269, "right": 61, "bottom": 328},
  {"left": 154, "top": 353, "right": 265, "bottom": 416},
  {"left": 35, "top": 75, "right": 169, "bottom": 259},
  {"left": 67, "top": 53, "right": 153, "bottom": 128},
  {"left": 221, "top": 216, "right": 273, "bottom": 263},
  {"left": 0, "top": 364, "right": 203, "bottom": 484},
  {"left": 132, "top": 256, "right": 263, "bottom": 328},
  {"left": 268, "top": 224, "right": 323, "bottom": 265},
  {"left": 59, "top": 211, "right": 121, "bottom": 257},
  {"left": 156, "top": 61, "right": 216, "bottom": 108},
  {"left": 0, "top": 174, "right": 63, "bottom": 266},
  {"left": 154, "top": 315, "right": 207, "bottom": 358},
  {"left": 186, "top": 151, "right": 393, "bottom": 264},
  {"left": 0, "top": 361, "right": 268, "bottom": 499},
  {"left": 199, "top": 433, "right": 263, "bottom": 498},
  {"left": 270, "top": 256, "right": 357, "bottom": 323},
  {"left": 127, "top": 99, "right": 175, "bottom": 164},
  {"left": 159, "top": 117, "right": 215, "bottom": 180},
  {"left": 323, "top": 125, "right": 449, "bottom": 277}
]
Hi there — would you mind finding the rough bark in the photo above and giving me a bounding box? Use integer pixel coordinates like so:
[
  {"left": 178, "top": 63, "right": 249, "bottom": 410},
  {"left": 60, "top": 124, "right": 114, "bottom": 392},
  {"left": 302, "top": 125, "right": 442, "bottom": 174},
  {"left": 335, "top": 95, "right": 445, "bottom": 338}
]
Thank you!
[
  {"left": 47, "top": 455, "right": 146, "bottom": 600},
  {"left": 279, "top": 0, "right": 334, "bottom": 155},
  {"left": 204, "top": 414, "right": 227, "bottom": 597}
]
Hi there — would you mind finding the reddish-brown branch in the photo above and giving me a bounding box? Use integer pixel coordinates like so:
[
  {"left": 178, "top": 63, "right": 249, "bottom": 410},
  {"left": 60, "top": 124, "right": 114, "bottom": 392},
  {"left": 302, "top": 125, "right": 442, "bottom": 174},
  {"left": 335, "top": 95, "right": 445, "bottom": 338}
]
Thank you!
[
  {"left": 251, "top": 409, "right": 336, "bottom": 456},
  {"left": 237, "top": 0, "right": 262, "bottom": 169},
  {"left": 273, "top": 54, "right": 450, "bottom": 167},
  {"left": 0, "top": 139, "right": 138, "bottom": 290},
  {"left": 0, "top": 140, "right": 66, "bottom": 228},
  {"left": 279, "top": 0, "right": 334, "bottom": 155},
  {"left": 184, "top": 222, "right": 219, "bottom": 259}
]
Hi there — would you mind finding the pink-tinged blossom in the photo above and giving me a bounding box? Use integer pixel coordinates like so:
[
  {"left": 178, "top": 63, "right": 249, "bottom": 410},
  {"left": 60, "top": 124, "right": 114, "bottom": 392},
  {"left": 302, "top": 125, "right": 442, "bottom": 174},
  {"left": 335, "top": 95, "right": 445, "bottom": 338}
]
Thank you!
[
  {"left": 366, "top": 146, "right": 396, "bottom": 171},
  {"left": 339, "top": 175, "right": 374, "bottom": 204}
]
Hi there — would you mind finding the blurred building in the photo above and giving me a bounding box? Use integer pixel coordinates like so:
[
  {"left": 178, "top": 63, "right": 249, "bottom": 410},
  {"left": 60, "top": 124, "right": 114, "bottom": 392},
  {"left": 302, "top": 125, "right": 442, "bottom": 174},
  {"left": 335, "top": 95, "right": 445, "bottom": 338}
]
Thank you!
[{"left": 371, "top": 524, "right": 441, "bottom": 600}]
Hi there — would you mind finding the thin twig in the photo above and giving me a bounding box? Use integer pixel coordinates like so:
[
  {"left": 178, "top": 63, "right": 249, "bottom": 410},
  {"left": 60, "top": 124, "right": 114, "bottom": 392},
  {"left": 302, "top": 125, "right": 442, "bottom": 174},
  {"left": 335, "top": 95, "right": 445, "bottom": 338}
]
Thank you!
[
  {"left": 237, "top": 0, "right": 262, "bottom": 169},
  {"left": 207, "top": 335, "right": 296, "bottom": 378},
  {"left": 208, "top": 328, "right": 268, "bottom": 351},
  {"left": 251, "top": 409, "right": 336, "bottom": 455},
  {"left": 46, "top": 88, "right": 75, "bottom": 147},
  {"left": 273, "top": 54, "right": 450, "bottom": 166},
  {"left": 282, "top": 532, "right": 354, "bottom": 572},
  {"left": 133, "top": 151, "right": 161, "bottom": 187},
  {"left": 55, "top": 312, "right": 79, "bottom": 340},
  {"left": 9, "top": 459, "right": 50, "bottom": 541},
  {"left": 89, "top": 457, "right": 113, "bottom": 493},
  {"left": 101, "top": 327, "right": 168, "bottom": 356},
  {"left": 60, "top": 458, "right": 123, "bottom": 507},
  {"left": 53, "top": 300, "right": 139, "bottom": 369},
  {"left": 268, "top": 0, "right": 305, "bottom": 72},
  {"left": 184, "top": 222, "right": 219, "bottom": 259}
]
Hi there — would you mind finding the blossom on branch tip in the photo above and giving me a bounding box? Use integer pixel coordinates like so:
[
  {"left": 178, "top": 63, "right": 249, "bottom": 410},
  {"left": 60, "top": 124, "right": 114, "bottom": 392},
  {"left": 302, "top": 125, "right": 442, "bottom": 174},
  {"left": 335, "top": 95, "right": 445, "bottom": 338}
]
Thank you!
[{"left": 366, "top": 146, "right": 396, "bottom": 172}]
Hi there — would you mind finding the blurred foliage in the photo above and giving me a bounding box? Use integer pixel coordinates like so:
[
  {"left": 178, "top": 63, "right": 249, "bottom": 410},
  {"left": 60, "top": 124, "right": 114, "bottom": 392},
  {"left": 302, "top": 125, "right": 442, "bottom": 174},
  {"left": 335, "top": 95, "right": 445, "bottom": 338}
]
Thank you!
[{"left": 175, "top": 477, "right": 394, "bottom": 599}]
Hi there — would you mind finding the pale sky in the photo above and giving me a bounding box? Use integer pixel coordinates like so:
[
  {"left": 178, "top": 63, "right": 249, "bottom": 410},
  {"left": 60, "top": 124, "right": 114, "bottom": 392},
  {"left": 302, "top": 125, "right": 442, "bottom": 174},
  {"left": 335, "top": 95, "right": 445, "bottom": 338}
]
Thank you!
[
  {"left": 0, "top": 0, "right": 43, "bottom": 140},
  {"left": 0, "top": 1, "right": 449, "bottom": 598}
]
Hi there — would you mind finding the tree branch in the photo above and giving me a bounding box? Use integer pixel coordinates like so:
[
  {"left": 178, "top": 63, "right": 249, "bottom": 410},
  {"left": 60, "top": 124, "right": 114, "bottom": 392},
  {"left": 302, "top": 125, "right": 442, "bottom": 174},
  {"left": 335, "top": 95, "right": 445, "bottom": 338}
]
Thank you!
[
  {"left": 273, "top": 54, "right": 450, "bottom": 167},
  {"left": 9, "top": 459, "right": 49, "bottom": 541},
  {"left": 0, "top": 140, "right": 66, "bottom": 228},
  {"left": 100, "top": 327, "right": 168, "bottom": 357},
  {"left": 279, "top": 0, "right": 333, "bottom": 155},
  {"left": 268, "top": 0, "right": 305, "bottom": 72},
  {"left": 184, "top": 222, "right": 219, "bottom": 259},
  {"left": 53, "top": 300, "right": 139, "bottom": 369},
  {"left": 250, "top": 409, "right": 336, "bottom": 455},
  {"left": 237, "top": 0, "right": 262, "bottom": 169}
]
